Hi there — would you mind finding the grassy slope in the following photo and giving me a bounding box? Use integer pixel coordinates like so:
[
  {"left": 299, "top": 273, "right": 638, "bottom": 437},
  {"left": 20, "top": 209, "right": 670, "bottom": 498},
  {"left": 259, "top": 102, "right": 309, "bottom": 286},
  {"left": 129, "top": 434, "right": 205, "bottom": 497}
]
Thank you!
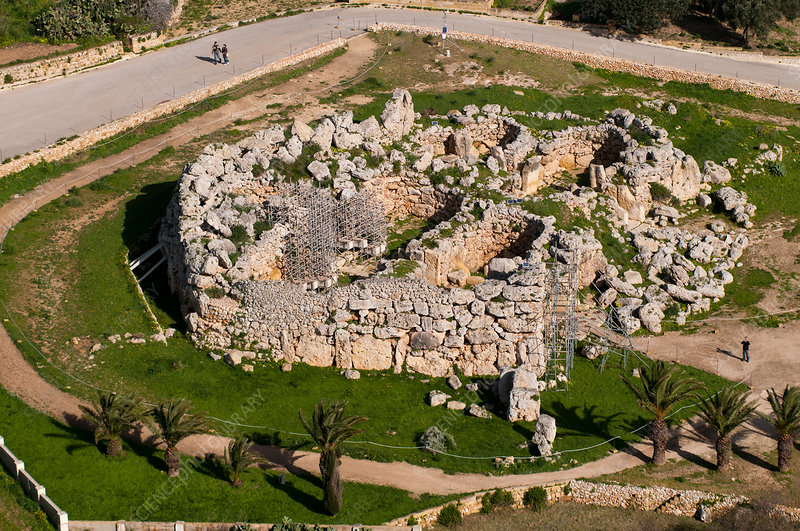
[
  {"left": 0, "top": 386, "right": 452, "bottom": 523},
  {"left": 0, "top": 1, "right": 54, "bottom": 45},
  {"left": 0, "top": 139, "right": 731, "bottom": 477},
  {"left": 0, "top": 467, "right": 50, "bottom": 531}
]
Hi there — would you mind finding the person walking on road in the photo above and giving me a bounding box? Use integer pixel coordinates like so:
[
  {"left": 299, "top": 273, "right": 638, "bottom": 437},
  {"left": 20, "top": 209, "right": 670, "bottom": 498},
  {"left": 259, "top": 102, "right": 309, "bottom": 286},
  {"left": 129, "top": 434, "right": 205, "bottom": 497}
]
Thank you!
[
  {"left": 212, "top": 41, "right": 222, "bottom": 65},
  {"left": 222, "top": 44, "right": 229, "bottom": 65},
  {"left": 741, "top": 336, "right": 750, "bottom": 363}
]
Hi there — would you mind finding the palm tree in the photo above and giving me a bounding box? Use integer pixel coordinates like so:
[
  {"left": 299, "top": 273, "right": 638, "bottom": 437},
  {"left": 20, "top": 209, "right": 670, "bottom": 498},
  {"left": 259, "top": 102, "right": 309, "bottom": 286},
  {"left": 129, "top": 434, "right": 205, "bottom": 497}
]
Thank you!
[
  {"left": 697, "top": 385, "right": 757, "bottom": 470},
  {"left": 79, "top": 391, "right": 139, "bottom": 457},
  {"left": 299, "top": 400, "right": 367, "bottom": 515},
  {"left": 760, "top": 385, "right": 800, "bottom": 473},
  {"left": 149, "top": 398, "right": 208, "bottom": 477},
  {"left": 621, "top": 360, "right": 702, "bottom": 466},
  {"left": 223, "top": 436, "right": 260, "bottom": 487}
]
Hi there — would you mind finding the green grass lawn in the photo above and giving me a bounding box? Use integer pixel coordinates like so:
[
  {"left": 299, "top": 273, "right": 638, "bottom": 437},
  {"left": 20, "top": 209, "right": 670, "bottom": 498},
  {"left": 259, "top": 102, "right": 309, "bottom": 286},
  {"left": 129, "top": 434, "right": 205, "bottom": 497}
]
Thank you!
[
  {"left": 0, "top": 467, "right": 51, "bottom": 531},
  {"left": 0, "top": 141, "right": 732, "bottom": 477},
  {"left": 0, "top": 386, "right": 454, "bottom": 524}
]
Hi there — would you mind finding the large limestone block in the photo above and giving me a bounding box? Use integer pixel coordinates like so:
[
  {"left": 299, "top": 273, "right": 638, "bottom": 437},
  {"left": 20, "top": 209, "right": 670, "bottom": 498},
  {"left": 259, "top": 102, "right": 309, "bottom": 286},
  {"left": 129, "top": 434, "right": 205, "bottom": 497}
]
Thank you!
[
  {"left": 351, "top": 335, "right": 393, "bottom": 371},
  {"left": 533, "top": 414, "right": 557, "bottom": 456},
  {"left": 520, "top": 156, "right": 542, "bottom": 194},
  {"left": 380, "top": 88, "right": 415, "bottom": 140},
  {"left": 296, "top": 336, "right": 333, "bottom": 367}
]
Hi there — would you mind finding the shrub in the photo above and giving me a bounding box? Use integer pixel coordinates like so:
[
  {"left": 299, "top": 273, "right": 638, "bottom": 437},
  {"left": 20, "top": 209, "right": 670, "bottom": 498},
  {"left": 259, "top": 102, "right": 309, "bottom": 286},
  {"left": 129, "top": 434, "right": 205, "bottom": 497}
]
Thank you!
[
  {"left": 407, "top": 514, "right": 417, "bottom": 525},
  {"left": 251, "top": 163, "right": 264, "bottom": 177},
  {"left": 437, "top": 503, "right": 462, "bottom": 527},
  {"left": 64, "top": 196, "right": 83, "bottom": 207},
  {"left": 421, "top": 34, "right": 435, "bottom": 44},
  {"left": 419, "top": 426, "right": 455, "bottom": 454},
  {"left": 766, "top": 161, "right": 786, "bottom": 177},
  {"left": 481, "top": 489, "right": 514, "bottom": 513},
  {"left": 649, "top": 182, "right": 673, "bottom": 203},
  {"left": 523, "top": 486, "right": 547, "bottom": 511},
  {"left": 3, "top": 74, "right": 12, "bottom": 84},
  {"left": 229, "top": 225, "right": 249, "bottom": 248},
  {"left": 204, "top": 287, "right": 225, "bottom": 299}
]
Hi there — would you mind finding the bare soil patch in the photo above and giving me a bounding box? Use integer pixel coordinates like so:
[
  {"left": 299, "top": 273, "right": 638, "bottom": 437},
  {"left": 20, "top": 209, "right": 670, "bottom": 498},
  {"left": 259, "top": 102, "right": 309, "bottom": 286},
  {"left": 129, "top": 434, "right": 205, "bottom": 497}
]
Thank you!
[{"left": 0, "top": 42, "right": 78, "bottom": 66}]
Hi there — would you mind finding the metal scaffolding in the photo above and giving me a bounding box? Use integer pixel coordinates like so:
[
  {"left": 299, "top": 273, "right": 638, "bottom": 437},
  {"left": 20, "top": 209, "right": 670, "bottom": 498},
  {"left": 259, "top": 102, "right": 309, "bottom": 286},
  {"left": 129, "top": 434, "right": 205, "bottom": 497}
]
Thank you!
[
  {"left": 264, "top": 183, "right": 387, "bottom": 289},
  {"left": 543, "top": 247, "right": 578, "bottom": 389},
  {"left": 596, "top": 305, "right": 651, "bottom": 373},
  {"left": 337, "top": 188, "right": 388, "bottom": 258}
]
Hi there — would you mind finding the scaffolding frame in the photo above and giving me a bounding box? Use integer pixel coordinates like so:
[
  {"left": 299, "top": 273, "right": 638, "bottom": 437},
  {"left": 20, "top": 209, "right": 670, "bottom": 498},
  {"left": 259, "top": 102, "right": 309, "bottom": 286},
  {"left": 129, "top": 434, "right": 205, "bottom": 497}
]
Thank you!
[
  {"left": 264, "top": 182, "right": 387, "bottom": 289},
  {"left": 543, "top": 247, "right": 578, "bottom": 389}
]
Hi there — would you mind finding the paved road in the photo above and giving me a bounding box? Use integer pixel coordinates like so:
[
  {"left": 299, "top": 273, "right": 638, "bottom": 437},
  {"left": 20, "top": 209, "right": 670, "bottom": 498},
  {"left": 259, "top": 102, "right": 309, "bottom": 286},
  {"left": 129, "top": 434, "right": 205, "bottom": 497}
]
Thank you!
[{"left": 2, "top": 6, "right": 800, "bottom": 159}]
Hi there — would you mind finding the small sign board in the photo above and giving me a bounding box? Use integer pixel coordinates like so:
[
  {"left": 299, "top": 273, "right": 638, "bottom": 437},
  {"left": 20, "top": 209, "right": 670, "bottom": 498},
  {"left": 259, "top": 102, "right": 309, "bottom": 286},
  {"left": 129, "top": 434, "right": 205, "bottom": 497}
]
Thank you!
[{"left": 442, "top": 26, "right": 447, "bottom": 39}]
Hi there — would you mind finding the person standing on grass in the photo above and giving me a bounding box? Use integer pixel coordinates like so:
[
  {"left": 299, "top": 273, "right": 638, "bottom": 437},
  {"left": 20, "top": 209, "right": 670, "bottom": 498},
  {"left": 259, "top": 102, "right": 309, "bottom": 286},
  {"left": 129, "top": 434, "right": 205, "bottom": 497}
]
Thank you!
[
  {"left": 222, "top": 44, "right": 229, "bottom": 64},
  {"left": 212, "top": 41, "right": 222, "bottom": 65},
  {"left": 741, "top": 336, "right": 750, "bottom": 363}
]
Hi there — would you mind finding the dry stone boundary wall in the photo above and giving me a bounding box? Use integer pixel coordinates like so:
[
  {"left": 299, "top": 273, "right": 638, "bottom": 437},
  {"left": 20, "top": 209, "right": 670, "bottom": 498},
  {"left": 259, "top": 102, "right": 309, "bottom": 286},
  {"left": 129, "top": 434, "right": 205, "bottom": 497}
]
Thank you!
[
  {"left": 0, "top": 42, "right": 124, "bottom": 87},
  {"left": 387, "top": 479, "right": 800, "bottom": 526},
  {"left": 371, "top": 23, "right": 800, "bottom": 104},
  {"left": 0, "top": 38, "right": 347, "bottom": 180}
]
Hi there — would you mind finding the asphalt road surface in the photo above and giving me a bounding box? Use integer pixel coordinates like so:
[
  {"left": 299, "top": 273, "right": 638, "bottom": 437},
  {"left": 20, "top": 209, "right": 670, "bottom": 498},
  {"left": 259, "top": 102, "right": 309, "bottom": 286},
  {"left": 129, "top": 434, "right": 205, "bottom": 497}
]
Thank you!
[{"left": 2, "top": 6, "right": 799, "bottom": 159}]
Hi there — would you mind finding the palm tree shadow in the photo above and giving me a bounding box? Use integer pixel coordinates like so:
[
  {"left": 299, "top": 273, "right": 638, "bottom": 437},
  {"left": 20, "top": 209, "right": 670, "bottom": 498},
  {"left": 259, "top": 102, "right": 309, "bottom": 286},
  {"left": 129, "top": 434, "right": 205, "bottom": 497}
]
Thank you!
[
  {"left": 265, "top": 473, "right": 326, "bottom": 514},
  {"left": 733, "top": 444, "right": 776, "bottom": 472},
  {"left": 196, "top": 453, "right": 228, "bottom": 481},
  {"left": 546, "top": 402, "right": 626, "bottom": 442}
]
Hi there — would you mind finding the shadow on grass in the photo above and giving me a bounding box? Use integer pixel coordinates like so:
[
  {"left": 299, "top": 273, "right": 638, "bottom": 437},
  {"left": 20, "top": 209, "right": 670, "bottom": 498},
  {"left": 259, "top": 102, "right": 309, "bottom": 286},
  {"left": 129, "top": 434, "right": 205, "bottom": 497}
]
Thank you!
[
  {"left": 45, "top": 414, "right": 166, "bottom": 470},
  {"left": 122, "top": 180, "right": 177, "bottom": 253},
  {"left": 265, "top": 472, "right": 326, "bottom": 515},
  {"left": 734, "top": 444, "right": 776, "bottom": 472}
]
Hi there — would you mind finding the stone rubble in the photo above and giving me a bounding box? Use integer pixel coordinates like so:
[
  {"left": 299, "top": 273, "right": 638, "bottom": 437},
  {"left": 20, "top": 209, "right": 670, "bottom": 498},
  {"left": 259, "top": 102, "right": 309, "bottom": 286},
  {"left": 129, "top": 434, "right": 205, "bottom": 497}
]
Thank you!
[{"left": 159, "top": 88, "right": 752, "bottom": 377}]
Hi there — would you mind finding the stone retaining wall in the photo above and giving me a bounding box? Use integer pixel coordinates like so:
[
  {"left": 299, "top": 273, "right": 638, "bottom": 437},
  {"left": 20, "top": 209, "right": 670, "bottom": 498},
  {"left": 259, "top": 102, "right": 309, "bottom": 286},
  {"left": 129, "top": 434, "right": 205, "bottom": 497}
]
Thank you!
[
  {"left": 568, "top": 479, "right": 800, "bottom": 523},
  {"left": 0, "top": 434, "right": 69, "bottom": 531},
  {"left": 0, "top": 38, "right": 346, "bottom": 180},
  {"left": 371, "top": 23, "right": 800, "bottom": 104},
  {"left": 0, "top": 42, "right": 124, "bottom": 87},
  {"left": 384, "top": 482, "right": 568, "bottom": 526}
]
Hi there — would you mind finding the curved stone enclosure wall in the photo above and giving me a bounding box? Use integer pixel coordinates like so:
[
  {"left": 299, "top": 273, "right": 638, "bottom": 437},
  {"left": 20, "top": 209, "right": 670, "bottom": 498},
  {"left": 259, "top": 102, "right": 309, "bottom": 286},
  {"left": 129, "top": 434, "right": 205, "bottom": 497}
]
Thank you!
[{"left": 160, "top": 90, "right": 743, "bottom": 376}]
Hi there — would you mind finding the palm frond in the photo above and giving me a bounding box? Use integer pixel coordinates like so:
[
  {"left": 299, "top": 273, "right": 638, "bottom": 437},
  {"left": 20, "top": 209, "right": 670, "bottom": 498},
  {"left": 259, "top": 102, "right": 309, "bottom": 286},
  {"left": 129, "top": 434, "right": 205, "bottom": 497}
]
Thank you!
[
  {"left": 149, "top": 398, "right": 208, "bottom": 448},
  {"left": 299, "top": 399, "right": 367, "bottom": 451},
  {"left": 697, "top": 385, "right": 757, "bottom": 438},
  {"left": 79, "top": 391, "right": 139, "bottom": 443},
  {"left": 761, "top": 385, "right": 800, "bottom": 436},
  {"left": 621, "top": 361, "right": 702, "bottom": 421}
]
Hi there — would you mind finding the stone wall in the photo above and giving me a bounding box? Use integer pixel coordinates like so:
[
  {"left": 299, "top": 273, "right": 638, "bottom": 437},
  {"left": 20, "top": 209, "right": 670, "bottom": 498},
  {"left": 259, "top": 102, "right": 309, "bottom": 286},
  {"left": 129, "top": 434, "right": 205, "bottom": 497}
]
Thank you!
[
  {"left": 128, "top": 31, "right": 166, "bottom": 53},
  {"left": 568, "top": 479, "right": 800, "bottom": 523},
  {"left": 384, "top": 482, "right": 569, "bottom": 526},
  {"left": 0, "top": 42, "right": 124, "bottom": 87},
  {"left": 0, "top": 38, "right": 347, "bottom": 179},
  {"left": 370, "top": 24, "right": 800, "bottom": 104}
]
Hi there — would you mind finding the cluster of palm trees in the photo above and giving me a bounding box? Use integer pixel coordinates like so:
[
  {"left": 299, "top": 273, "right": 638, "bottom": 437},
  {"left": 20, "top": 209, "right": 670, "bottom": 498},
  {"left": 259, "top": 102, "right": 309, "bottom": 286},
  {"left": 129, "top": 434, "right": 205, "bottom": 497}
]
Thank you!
[
  {"left": 79, "top": 392, "right": 366, "bottom": 515},
  {"left": 623, "top": 361, "right": 800, "bottom": 473}
]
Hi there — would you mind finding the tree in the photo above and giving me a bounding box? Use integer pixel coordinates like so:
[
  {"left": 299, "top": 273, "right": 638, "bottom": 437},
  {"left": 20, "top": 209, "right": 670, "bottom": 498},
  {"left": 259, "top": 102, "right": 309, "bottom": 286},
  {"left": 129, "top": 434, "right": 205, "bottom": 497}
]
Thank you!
[
  {"left": 223, "top": 436, "right": 260, "bottom": 487},
  {"left": 621, "top": 361, "right": 702, "bottom": 465},
  {"left": 149, "top": 398, "right": 208, "bottom": 477},
  {"left": 697, "top": 385, "right": 757, "bottom": 470},
  {"left": 760, "top": 385, "right": 800, "bottom": 472},
  {"left": 79, "top": 391, "right": 139, "bottom": 457},
  {"left": 721, "top": 0, "right": 781, "bottom": 46},
  {"left": 299, "top": 400, "right": 367, "bottom": 515},
  {"left": 583, "top": 0, "right": 691, "bottom": 33},
  {"left": 713, "top": 0, "right": 800, "bottom": 46}
]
